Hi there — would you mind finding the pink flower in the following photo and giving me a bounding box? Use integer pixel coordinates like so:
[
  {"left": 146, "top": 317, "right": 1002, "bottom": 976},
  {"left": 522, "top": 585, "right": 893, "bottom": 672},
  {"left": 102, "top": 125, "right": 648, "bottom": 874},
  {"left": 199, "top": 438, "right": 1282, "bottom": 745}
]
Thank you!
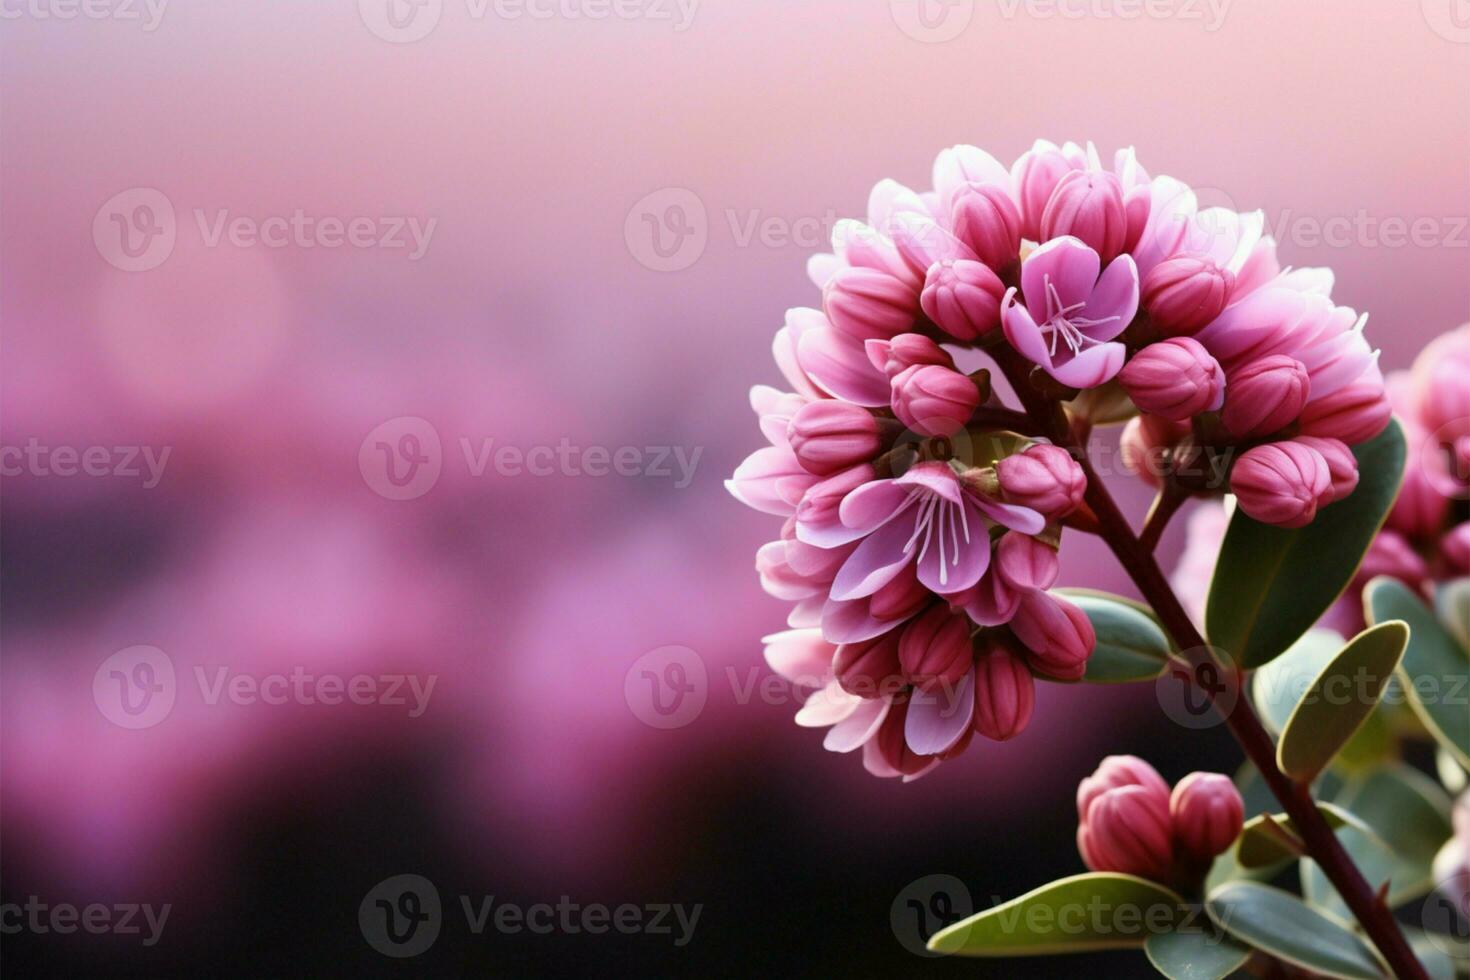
[
  {"left": 829, "top": 462, "right": 1044, "bottom": 599},
  {"left": 1012, "top": 139, "right": 1082, "bottom": 241},
  {"left": 1294, "top": 436, "right": 1359, "bottom": 505},
  {"left": 1413, "top": 323, "right": 1470, "bottom": 440},
  {"left": 1230, "top": 441, "right": 1331, "bottom": 528},
  {"left": 795, "top": 316, "right": 890, "bottom": 407},
  {"left": 1120, "top": 414, "right": 1189, "bottom": 488},
  {"left": 726, "top": 445, "right": 820, "bottom": 517},
  {"left": 788, "top": 401, "right": 882, "bottom": 476},
  {"left": 1002, "top": 237, "right": 1139, "bottom": 389},
  {"left": 822, "top": 266, "right": 919, "bottom": 340},
  {"left": 948, "top": 183, "right": 1023, "bottom": 274},
  {"left": 921, "top": 259, "right": 1005, "bottom": 341},
  {"left": 1444, "top": 523, "right": 1470, "bottom": 576},
  {"left": 1118, "top": 337, "right": 1225, "bottom": 421},
  {"left": 1221, "top": 355, "right": 1312, "bottom": 440},
  {"left": 865, "top": 333, "right": 953, "bottom": 379},
  {"left": 1171, "top": 772, "right": 1245, "bottom": 865},
  {"left": 898, "top": 604, "right": 973, "bottom": 692},
  {"left": 1357, "top": 529, "right": 1429, "bottom": 592},
  {"left": 1077, "top": 756, "right": 1172, "bottom": 821},
  {"left": 1079, "top": 785, "right": 1175, "bottom": 881},
  {"left": 1009, "top": 591, "right": 1094, "bottom": 681},
  {"left": 833, "top": 630, "right": 905, "bottom": 699},
  {"left": 971, "top": 638, "right": 1036, "bottom": 742},
  {"left": 995, "top": 443, "right": 1086, "bottom": 519},
  {"left": 1042, "top": 170, "right": 1129, "bottom": 263},
  {"left": 1141, "top": 256, "right": 1234, "bottom": 337},
  {"left": 891, "top": 365, "right": 980, "bottom": 438},
  {"left": 1298, "top": 367, "right": 1392, "bottom": 445}
]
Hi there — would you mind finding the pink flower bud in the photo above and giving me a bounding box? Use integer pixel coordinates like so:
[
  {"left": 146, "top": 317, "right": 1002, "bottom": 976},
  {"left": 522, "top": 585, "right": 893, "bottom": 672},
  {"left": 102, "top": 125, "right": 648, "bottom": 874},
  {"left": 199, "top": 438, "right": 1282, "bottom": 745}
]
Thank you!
[
  {"left": 1079, "top": 785, "right": 1175, "bottom": 881},
  {"left": 868, "top": 564, "right": 931, "bottom": 623},
  {"left": 1298, "top": 376, "right": 1392, "bottom": 445},
  {"left": 1222, "top": 355, "right": 1311, "bottom": 440},
  {"left": 920, "top": 259, "right": 1005, "bottom": 341},
  {"left": 971, "top": 639, "right": 1035, "bottom": 742},
  {"left": 1041, "top": 170, "right": 1128, "bottom": 263},
  {"left": 822, "top": 266, "right": 918, "bottom": 341},
  {"left": 1012, "top": 141, "right": 1077, "bottom": 242},
  {"left": 898, "top": 604, "right": 974, "bottom": 693},
  {"left": 1140, "top": 256, "right": 1234, "bottom": 337},
  {"left": 948, "top": 183, "right": 1023, "bottom": 275},
  {"left": 891, "top": 365, "right": 980, "bottom": 438},
  {"left": 1010, "top": 592, "right": 1095, "bottom": 681},
  {"left": 1170, "top": 772, "right": 1245, "bottom": 865},
  {"left": 1119, "top": 338, "right": 1226, "bottom": 421},
  {"left": 833, "top": 630, "right": 903, "bottom": 699},
  {"left": 1387, "top": 459, "right": 1451, "bottom": 540},
  {"left": 1413, "top": 324, "right": 1470, "bottom": 440},
  {"left": 1444, "top": 522, "right": 1470, "bottom": 575},
  {"left": 875, "top": 698, "right": 938, "bottom": 778},
  {"left": 794, "top": 464, "right": 875, "bottom": 545},
  {"left": 1293, "top": 436, "right": 1359, "bottom": 505},
  {"left": 788, "top": 401, "right": 882, "bottom": 476},
  {"left": 1120, "top": 415, "right": 1189, "bottom": 488},
  {"left": 993, "top": 532, "right": 1060, "bottom": 593},
  {"left": 1077, "top": 756, "right": 1171, "bottom": 822},
  {"left": 995, "top": 444, "right": 1086, "bottom": 519},
  {"left": 865, "top": 333, "right": 952, "bottom": 380},
  {"left": 1356, "top": 529, "right": 1428, "bottom": 592},
  {"left": 1230, "top": 441, "right": 1332, "bottom": 529}
]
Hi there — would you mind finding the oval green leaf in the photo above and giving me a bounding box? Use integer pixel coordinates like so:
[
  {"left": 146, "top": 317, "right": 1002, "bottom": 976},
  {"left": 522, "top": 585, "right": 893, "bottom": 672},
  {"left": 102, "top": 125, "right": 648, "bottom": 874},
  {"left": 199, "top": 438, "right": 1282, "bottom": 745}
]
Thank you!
[
  {"left": 1253, "top": 629, "right": 1345, "bottom": 736},
  {"left": 1206, "top": 881, "right": 1383, "bottom": 979},
  {"left": 1364, "top": 577, "right": 1470, "bottom": 768},
  {"left": 926, "top": 873, "right": 1186, "bottom": 957},
  {"left": 1235, "top": 803, "right": 1368, "bottom": 869},
  {"left": 1332, "top": 762, "right": 1454, "bottom": 889},
  {"left": 1144, "top": 924, "right": 1253, "bottom": 980},
  {"left": 1059, "top": 590, "right": 1174, "bottom": 684},
  {"left": 1276, "top": 621, "right": 1410, "bottom": 780},
  {"left": 1435, "top": 579, "right": 1470, "bottom": 650},
  {"left": 1206, "top": 421, "right": 1406, "bottom": 669}
]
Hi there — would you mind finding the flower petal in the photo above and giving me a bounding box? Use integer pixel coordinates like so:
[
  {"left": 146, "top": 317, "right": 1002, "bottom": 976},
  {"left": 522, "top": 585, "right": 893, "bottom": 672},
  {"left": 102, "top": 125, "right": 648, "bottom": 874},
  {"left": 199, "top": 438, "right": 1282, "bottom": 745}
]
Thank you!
[
  {"left": 904, "top": 669, "right": 976, "bottom": 755},
  {"left": 830, "top": 518, "right": 917, "bottom": 600},
  {"left": 824, "top": 696, "right": 890, "bottom": 753},
  {"left": 1049, "top": 341, "right": 1126, "bottom": 389}
]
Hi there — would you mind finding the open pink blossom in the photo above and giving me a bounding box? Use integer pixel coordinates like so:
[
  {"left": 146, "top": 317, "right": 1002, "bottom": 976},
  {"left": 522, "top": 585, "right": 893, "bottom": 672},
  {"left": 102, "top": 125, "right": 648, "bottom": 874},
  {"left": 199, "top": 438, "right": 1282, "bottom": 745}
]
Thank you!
[
  {"left": 829, "top": 462, "right": 1045, "bottom": 600},
  {"left": 1002, "top": 236, "right": 1139, "bottom": 389}
]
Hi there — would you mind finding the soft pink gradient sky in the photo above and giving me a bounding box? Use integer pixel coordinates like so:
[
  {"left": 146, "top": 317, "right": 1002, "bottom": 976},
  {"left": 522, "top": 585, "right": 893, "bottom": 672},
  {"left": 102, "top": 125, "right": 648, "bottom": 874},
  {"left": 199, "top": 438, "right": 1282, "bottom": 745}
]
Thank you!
[{"left": 2, "top": 0, "right": 1467, "bottom": 904}]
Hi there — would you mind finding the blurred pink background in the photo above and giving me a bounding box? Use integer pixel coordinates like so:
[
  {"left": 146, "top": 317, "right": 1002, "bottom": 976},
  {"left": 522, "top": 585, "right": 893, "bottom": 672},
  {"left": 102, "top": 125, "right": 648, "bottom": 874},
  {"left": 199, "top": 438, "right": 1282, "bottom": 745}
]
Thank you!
[{"left": 2, "top": 1, "right": 1467, "bottom": 974}]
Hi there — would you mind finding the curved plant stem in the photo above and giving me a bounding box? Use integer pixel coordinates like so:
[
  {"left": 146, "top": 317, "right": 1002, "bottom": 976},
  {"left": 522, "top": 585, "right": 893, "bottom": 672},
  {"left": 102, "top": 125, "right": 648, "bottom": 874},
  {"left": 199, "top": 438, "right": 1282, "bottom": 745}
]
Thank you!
[
  {"left": 990, "top": 349, "right": 1427, "bottom": 980},
  {"left": 1140, "top": 485, "right": 1188, "bottom": 553}
]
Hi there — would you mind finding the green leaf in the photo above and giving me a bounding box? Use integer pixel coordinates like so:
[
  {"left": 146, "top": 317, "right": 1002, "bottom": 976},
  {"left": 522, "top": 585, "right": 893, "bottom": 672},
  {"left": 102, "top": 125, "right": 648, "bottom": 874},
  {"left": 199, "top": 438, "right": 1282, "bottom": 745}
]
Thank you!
[
  {"left": 1276, "top": 622, "right": 1410, "bottom": 780},
  {"left": 1206, "top": 420, "right": 1406, "bottom": 669},
  {"left": 1301, "top": 825, "right": 1423, "bottom": 918},
  {"left": 1332, "top": 762, "right": 1454, "bottom": 892},
  {"left": 926, "top": 873, "right": 1186, "bottom": 957},
  {"left": 1144, "top": 924, "right": 1254, "bottom": 980},
  {"left": 1253, "top": 629, "right": 1345, "bottom": 736},
  {"left": 1364, "top": 577, "right": 1470, "bottom": 768},
  {"left": 1436, "top": 579, "right": 1470, "bottom": 650},
  {"left": 1234, "top": 803, "right": 1368, "bottom": 869},
  {"left": 1206, "top": 882, "right": 1383, "bottom": 979},
  {"left": 1058, "top": 590, "right": 1174, "bottom": 684}
]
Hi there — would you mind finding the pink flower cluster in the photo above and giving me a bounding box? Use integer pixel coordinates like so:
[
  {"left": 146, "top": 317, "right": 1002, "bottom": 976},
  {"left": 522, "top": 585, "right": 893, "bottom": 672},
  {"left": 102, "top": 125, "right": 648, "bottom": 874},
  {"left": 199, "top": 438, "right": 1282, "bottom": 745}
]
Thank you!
[
  {"left": 729, "top": 139, "right": 1390, "bottom": 777},
  {"left": 1077, "top": 756, "right": 1244, "bottom": 889}
]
